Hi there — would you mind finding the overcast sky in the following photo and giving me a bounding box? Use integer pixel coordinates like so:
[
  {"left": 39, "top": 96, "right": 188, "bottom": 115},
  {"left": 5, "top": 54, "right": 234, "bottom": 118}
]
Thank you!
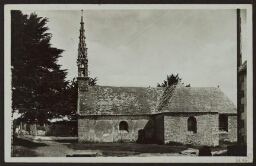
[{"left": 22, "top": 9, "right": 247, "bottom": 105}]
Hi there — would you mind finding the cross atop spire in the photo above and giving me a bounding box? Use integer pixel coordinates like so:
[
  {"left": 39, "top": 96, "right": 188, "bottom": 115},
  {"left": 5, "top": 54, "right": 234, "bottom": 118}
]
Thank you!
[{"left": 81, "top": 10, "right": 83, "bottom": 22}]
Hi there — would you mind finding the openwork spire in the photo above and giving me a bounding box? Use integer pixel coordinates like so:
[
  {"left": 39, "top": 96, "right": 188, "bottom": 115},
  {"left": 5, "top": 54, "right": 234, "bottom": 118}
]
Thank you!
[
  {"left": 78, "top": 10, "right": 87, "bottom": 59},
  {"left": 77, "top": 10, "right": 88, "bottom": 77}
]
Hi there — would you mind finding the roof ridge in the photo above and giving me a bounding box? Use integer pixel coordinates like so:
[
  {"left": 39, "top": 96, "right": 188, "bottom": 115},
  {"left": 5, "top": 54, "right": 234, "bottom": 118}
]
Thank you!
[
  {"left": 90, "top": 85, "right": 163, "bottom": 89},
  {"left": 157, "top": 82, "right": 178, "bottom": 111},
  {"left": 162, "top": 84, "right": 236, "bottom": 113}
]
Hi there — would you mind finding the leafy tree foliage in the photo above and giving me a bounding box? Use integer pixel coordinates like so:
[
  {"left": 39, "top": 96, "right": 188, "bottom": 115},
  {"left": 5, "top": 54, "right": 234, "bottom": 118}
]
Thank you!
[
  {"left": 61, "top": 78, "right": 78, "bottom": 120},
  {"left": 185, "top": 84, "right": 191, "bottom": 87},
  {"left": 157, "top": 74, "right": 181, "bottom": 87},
  {"left": 11, "top": 11, "right": 68, "bottom": 123},
  {"left": 89, "top": 77, "right": 98, "bottom": 86},
  {"left": 157, "top": 74, "right": 190, "bottom": 87}
]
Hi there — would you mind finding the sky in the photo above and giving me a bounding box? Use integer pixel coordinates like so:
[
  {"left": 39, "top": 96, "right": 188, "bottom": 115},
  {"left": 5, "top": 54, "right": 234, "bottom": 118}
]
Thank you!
[{"left": 22, "top": 9, "right": 248, "bottom": 105}]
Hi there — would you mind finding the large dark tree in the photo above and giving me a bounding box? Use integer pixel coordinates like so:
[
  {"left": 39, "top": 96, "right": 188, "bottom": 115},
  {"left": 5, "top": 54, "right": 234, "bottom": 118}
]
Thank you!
[
  {"left": 59, "top": 78, "right": 78, "bottom": 120},
  {"left": 11, "top": 11, "right": 68, "bottom": 123},
  {"left": 157, "top": 74, "right": 190, "bottom": 87}
]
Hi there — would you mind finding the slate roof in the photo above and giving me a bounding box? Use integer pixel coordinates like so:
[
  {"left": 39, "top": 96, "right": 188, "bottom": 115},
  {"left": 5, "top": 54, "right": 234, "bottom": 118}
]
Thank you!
[
  {"left": 79, "top": 83, "right": 236, "bottom": 115},
  {"left": 161, "top": 84, "right": 237, "bottom": 114},
  {"left": 79, "top": 86, "right": 165, "bottom": 115}
]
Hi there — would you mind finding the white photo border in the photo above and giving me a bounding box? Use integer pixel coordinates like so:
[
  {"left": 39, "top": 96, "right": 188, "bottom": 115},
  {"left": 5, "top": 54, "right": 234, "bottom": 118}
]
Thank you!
[{"left": 4, "top": 4, "right": 253, "bottom": 163}]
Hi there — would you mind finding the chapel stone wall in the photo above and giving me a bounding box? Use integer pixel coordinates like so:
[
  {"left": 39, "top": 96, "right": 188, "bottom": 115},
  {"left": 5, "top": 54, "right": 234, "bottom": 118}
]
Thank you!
[
  {"left": 227, "top": 115, "right": 237, "bottom": 142},
  {"left": 78, "top": 115, "right": 150, "bottom": 142},
  {"left": 164, "top": 113, "right": 219, "bottom": 146}
]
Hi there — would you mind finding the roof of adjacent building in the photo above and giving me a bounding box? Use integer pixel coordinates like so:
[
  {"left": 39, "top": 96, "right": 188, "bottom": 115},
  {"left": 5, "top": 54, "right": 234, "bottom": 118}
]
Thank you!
[{"left": 79, "top": 83, "right": 236, "bottom": 115}]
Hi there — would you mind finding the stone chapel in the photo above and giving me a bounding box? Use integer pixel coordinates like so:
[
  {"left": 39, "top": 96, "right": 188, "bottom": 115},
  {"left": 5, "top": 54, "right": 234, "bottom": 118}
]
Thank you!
[{"left": 76, "top": 13, "right": 237, "bottom": 146}]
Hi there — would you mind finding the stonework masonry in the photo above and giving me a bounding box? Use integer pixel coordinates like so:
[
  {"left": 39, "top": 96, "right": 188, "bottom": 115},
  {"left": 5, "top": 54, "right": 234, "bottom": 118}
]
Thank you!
[
  {"left": 143, "top": 114, "right": 164, "bottom": 143},
  {"left": 219, "top": 114, "right": 237, "bottom": 143},
  {"left": 228, "top": 115, "right": 237, "bottom": 142},
  {"left": 152, "top": 114, "right": 164, "bottom": 143},
  {"left": 78, "top": 113, "right": 237, "bottom": 145},
  {"left": 78, "top": 115, "right": 150, "bottom": 142},
  {"left": 164, "top": 113, "right": 219, "bottom": 146}
]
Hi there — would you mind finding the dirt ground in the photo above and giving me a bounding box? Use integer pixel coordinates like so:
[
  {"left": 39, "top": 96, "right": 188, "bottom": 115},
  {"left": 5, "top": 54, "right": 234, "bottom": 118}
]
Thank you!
[
  {"left": 12, "top": 137, "right": 231, "bottom": 157},
  {"left": 12, "top": 137, "right": 188, "bottom": 157},
  {"left": 12, "top": 137, "right": 75, "bottom": 157}
]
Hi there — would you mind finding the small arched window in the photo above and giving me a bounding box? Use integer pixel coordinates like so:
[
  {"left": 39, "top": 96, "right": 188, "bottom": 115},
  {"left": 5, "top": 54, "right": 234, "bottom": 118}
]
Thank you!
[
  {"left": 119, "top": 121, "right": 128, "bottom": 132},
  {"left": 219, "top": 114, "right": 228, "bottom": 132},
  {"left": 188, "top": 116, "right": 197, "bottom": 133}
]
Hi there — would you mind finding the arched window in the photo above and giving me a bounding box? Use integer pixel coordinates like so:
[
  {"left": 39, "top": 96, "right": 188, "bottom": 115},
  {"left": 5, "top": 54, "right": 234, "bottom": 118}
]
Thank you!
[
  {"left": 219, "top": 114, "right": 228, "bottom": 132},
  {"left": 119, "top": 121, "right": 128, "bottom": 132},
  {"left": 188, "top": 116, "right": 197, "bottom": 133},
  {"left": 81, "top": 70, "right": 85, "bottom": 77}
]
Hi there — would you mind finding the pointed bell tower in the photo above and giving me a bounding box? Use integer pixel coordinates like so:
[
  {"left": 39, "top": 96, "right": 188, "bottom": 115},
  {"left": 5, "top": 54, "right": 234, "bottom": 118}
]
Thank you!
[
  {"left": 77, "top": 10, "right": 89, "bottom": 115},
  {"left": 77, "top": 10, "right": 88, "bottom": 78}
]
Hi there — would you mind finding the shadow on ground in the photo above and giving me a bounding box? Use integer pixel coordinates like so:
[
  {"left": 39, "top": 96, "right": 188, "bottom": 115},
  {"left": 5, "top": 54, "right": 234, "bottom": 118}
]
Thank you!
[
  {"left": 55, "top": 140, "right": 78, "bottom": 143},
  {"left": 12, "top": 136, "right": 47, "bottom": 157},
  {"left": 67, "top": 142, "right": 187, "bottom": 154},
  {"left": 13, "top": 136, "right": 47, "bottom": 148}
]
